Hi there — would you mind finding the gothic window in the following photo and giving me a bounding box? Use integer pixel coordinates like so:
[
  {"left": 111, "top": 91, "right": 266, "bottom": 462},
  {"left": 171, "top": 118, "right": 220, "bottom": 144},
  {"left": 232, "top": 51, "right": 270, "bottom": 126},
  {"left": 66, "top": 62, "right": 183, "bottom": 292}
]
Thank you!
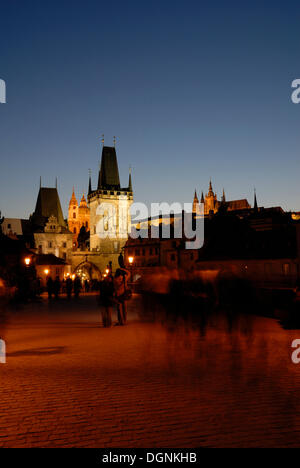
[
  {"left": 63, "top": 242, "right": 67, "bottom": 248},
  {"left": 73, "top": 213, "right": 76, "bottom": 219},
  {"left": 48, "top": 241, "right": 52, "bottom": 248}
]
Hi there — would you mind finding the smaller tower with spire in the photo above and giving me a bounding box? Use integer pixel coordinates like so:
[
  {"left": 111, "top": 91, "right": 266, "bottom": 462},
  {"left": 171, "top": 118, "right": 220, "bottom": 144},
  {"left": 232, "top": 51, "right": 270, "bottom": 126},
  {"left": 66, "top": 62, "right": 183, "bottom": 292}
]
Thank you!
[
  {"left": 68, "top": 188, "right": 90, "bottom": 249},
  {"left": 254, "top": 189, "right": 258, "bottom": 212},
  {"left": 192, "top": 190, "right": 201, "bottom": 215},
  {"left": 205, "top": 180, "right": 218, "bottom": 215}
]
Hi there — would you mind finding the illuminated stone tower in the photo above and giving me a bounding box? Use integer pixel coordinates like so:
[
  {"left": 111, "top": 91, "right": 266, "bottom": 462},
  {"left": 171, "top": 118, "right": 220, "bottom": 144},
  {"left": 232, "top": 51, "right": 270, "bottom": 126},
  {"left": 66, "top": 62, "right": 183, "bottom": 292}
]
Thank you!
[
  {"left": 204, "top": 180, "right": 218, "bottom": 215},
  {"left": 88, "top": 145, "right": 133, "bottom": 268}
]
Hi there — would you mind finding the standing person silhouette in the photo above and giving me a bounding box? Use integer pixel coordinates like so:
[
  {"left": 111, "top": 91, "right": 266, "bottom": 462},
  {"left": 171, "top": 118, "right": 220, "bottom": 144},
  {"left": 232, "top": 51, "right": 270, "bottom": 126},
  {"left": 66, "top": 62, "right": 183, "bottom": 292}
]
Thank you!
[
  {"left": 73, "top": 276, "right": 81, "bottom": 299},
  {"left": 53, "top": 276, "right": 61, "bottom": 300},
  {"left": 46, "top": 276, "right": 54, "bottom": 300},
  {"left": 99, "top": 275, "right": 114, "bottom": 327},
  {"left": 114, "top": 268, "right": 130, "bottom": 325},
  {"left": 66, "top": 277, "right": 73, "bottom": 300}
]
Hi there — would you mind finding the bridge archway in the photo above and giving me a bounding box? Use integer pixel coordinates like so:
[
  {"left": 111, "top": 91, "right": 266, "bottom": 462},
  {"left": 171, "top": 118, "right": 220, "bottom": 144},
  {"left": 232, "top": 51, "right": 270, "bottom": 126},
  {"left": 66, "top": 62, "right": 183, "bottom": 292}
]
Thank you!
[{"left": 73, "top": 261, "right": 102, "bottom": 281}]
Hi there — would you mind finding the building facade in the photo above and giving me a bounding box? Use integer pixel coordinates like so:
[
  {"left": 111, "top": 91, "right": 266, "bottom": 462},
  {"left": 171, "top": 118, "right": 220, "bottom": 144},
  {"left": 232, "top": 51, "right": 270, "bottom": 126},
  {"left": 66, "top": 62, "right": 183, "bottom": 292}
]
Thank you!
[
  {"left": 71, "top": 145, "right": 133, "bottom": 276},
  {"left": 68, "top": 189, "right": 90, "bottom": 249},
  {"left": 31, "top": 186, "right": 73, "bottom": 263}
]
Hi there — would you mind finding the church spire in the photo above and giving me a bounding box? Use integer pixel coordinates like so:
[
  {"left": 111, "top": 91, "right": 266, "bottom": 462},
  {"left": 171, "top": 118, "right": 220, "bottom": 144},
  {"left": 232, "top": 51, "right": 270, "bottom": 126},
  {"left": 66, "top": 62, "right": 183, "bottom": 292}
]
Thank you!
[
  {"left": 222, "top": 188, "right": 226, "bottom": 203},
  {"left": 69, "top": 187, "right": 78, "bottom": 207},
  {"left": 254, "top": 189, "right": 258, "bottom": 212},
  {"left": 80, "top": 192, "right": 87, "bottom": 207},
  {"left": 201, "top": 191, "right": 204, "bottom": 204},
  {"left": 193, "top": 190, "right": 200, "bottom": 215},
  {"left": 128, "top": 166, "right": 132, "bottom": 192}
]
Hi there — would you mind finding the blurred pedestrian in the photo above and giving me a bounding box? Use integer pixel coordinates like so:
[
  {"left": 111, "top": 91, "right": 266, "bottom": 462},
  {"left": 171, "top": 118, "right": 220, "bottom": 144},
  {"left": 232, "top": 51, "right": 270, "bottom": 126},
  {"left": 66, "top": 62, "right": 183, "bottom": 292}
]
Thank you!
[
  {"left": 74, "top": 276, "right": 81, "bottom": 299},
  {"left": 114, "top": 268, "right": 131, "bottom": 325},
  {"left": 53, "top": 276, "right": 61, "bottom": 300},
  {"left": 66, "top": 277, "right": 73, "bottom": 300},
  {"left": 46, "top": 276, "right": 54, "bottom": 300},
  {"left": 99, "top": 275, "right": 114, "bottom": 327}
]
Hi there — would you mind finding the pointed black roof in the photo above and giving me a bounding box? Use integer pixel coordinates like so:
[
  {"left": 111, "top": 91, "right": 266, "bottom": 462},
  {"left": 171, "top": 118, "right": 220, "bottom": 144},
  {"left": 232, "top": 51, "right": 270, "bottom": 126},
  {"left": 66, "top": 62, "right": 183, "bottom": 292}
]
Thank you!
[
  {"left": 88, "top": 174, "right": 92, "bottom": 195},
  {"left": 97, "top": 146, "right": 121, "bottom": 190},
  {"left": 128, "top": 171, "right": 132, "bottom": 192},
  {"left": 31, "top": 187, "right": 65, "bottom": 229}
]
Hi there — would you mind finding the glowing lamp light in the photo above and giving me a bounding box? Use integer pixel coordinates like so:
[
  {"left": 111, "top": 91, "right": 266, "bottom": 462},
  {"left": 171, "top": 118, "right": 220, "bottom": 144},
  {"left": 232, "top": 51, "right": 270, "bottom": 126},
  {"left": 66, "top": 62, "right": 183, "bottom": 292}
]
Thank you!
[
  {"left": 44, "top": 269, "right": 49, "bottom": 275},
  {"left": 128, "top": 256, "right": 134, "bottom": 265},
  {"left": 24, "top": 257, "right": 31, "bottom": 266},
  {"left": 105, "top": 268, "right": 109, "bottom": 274}
]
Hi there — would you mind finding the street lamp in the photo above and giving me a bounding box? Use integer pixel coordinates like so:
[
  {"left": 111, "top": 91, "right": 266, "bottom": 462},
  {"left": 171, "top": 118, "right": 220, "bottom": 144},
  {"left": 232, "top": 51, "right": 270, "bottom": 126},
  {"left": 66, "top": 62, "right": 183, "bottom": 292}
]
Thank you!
[
  {"left": 128, "top": 256, "right": 134, "bottom": 284},
  {"left": 44, "top": 269, "right": 49, "bottom": 275},
  {"left": 24, "top": 257, "right": 31, "bottom": 266}
]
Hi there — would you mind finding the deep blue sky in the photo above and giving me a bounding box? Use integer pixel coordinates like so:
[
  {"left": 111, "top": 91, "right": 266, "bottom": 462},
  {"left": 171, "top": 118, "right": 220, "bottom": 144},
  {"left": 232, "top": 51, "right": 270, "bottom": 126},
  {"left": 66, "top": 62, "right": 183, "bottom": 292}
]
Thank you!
[{"left": 0, "top": 0, "right": 299, "bottom": 218}]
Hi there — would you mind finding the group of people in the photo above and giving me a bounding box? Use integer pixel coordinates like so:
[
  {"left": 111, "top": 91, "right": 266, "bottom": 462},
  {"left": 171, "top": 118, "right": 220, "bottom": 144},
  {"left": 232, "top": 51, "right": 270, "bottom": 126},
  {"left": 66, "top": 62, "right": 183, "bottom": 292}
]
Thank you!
[
  {"left": 99, "top": 268, "right": 131, "bottom": 327},
  {"left": 46, "top": 275, "right": 82, "bottom": 300}
]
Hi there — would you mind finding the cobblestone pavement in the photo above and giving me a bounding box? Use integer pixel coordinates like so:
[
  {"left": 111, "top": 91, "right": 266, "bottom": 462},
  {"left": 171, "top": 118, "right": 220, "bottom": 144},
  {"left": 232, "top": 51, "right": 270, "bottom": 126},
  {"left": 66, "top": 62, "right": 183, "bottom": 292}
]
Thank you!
[{"left": 1, "top": 294, "right": 300, "bottom": 447}]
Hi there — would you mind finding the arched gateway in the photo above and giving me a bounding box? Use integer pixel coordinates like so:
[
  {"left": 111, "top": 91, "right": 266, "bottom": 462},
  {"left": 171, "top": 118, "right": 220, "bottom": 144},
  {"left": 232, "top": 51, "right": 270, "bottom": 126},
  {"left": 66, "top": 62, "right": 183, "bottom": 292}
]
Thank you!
[{"left": 73, "top": 261, "right": 101, "bottom": 281}]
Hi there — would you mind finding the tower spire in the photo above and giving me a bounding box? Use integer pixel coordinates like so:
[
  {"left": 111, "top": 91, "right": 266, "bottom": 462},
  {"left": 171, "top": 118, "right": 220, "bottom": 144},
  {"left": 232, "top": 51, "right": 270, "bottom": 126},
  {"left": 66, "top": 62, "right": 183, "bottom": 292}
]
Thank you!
[
  {"left": 222, "top": 188, "right": 226, "bottom": 203},
  {"left": 254, "top": 189, "right": 258, "bottom": 212},
  {"left": 193, "top": 190, "right": 200, "bottom": 215},
  {"left": 128, "top": 166, "right": 132, "bottom": 192},
  {"left": 88, "top": 169, "right": 92, "bottom": 195}
]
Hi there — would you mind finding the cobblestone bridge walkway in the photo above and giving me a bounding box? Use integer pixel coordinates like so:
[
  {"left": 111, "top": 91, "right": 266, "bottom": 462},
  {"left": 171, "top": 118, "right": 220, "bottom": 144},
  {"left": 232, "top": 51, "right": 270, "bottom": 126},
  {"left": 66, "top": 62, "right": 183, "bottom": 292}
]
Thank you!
[{"left": 1, "top": 294, "right": 300, "bottom": 447}]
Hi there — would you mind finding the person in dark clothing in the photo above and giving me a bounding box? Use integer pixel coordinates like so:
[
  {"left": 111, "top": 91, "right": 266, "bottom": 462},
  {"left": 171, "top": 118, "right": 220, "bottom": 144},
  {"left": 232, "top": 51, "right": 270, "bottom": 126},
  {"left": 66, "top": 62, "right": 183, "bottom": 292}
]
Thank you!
[
  {"left": 84, "top": 279, "right": 90, "bottom": 293},
  {"left": 114, "top": 268, "right": 130, "bottom": 325},
  {"left": 66, "top": 277, "right": 73, "bottom": 300},
  {"left": 99, "top": 275, "right": 114, "bottom": 327},
  {"left": 53, "top": 276, "right": 61, "bottom": 300},
  {"left": 73, "top": 276, "right": 81, "bottom": 299},
  {"left": 46, "top": 276, "right": 54, "bottom": 300}
]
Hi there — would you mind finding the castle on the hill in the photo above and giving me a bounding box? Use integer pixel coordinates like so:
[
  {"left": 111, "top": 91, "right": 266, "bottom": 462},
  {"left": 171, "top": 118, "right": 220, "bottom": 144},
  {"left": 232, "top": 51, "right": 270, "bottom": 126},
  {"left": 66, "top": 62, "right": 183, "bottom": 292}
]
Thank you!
[{"left": 192, "top": 180, "right": 251, "bottom": 216}]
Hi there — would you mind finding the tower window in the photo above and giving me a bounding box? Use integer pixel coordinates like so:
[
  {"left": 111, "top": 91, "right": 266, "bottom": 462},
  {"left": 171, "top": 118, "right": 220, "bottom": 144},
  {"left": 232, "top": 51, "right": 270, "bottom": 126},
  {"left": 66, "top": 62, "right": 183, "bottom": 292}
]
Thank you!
[
  {"left": 74, "top": 228, "right": 77, "bottom": 234},
  {"left": 73, "top": 213, "right": 76, "bottom": 219}
]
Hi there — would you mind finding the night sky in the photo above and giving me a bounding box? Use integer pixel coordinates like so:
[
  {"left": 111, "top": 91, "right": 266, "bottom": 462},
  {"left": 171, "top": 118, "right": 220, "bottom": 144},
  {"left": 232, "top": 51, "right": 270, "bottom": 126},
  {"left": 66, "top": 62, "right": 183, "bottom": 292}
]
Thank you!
[{"left": 0, "top": 0, "right": 299, "bottom": 218}]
